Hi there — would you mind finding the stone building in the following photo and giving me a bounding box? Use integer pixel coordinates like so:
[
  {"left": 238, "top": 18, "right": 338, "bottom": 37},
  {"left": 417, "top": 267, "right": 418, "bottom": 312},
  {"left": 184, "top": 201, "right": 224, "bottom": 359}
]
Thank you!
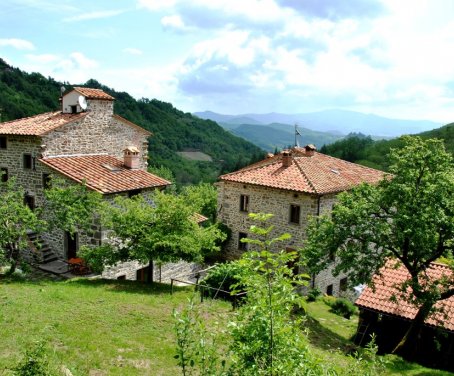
[
  {"left": 216, "top": 145, "right": 385, "bottom": 297},
  {"left": 0, "top": 87, "right": 172, "bottom": 278}
]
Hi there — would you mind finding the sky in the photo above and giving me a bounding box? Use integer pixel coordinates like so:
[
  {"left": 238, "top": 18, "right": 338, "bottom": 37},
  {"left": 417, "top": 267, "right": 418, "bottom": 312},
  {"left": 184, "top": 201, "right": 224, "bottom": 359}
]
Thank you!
[{"left": 1, "top": 0, "right": 454, "bottom": 123}]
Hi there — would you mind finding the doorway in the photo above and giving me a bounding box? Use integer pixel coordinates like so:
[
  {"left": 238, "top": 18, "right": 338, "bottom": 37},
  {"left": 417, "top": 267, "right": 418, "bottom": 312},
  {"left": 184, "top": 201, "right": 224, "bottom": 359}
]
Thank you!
[{"left": 65, "top": 232, "right": 78, "bottom": 259}]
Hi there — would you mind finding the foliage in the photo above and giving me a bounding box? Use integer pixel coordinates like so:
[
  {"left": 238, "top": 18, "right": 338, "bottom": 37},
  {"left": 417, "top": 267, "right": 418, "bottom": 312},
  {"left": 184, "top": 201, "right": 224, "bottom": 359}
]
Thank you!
[
  {"left": 0, "top": 59, "right": 264, "bottom": 186},
  {"left": 329, "top": 298, "right": 356, "bottom": 320},
  {"left": 173, "top": 299, "right": 226, "bottom": 376},
  {"left": 201, "top": 261, "right": 246, "bottom": 301},
  {"left": 348, "top": 335, "right": 387, "bottom": 376},
  {"left": 13, "top": 342, "right": 52, "bottom": 376},
  {"left": 0, "top": 178, "right": 45, "bottom": 273},
  {"left": 180, "top": 183, "right": 218, "bottom": 222},
  {"left": 306, "top": 288, "right": 322, "bottom": 302},
  {"left": 43, "top": 177, "right": 103, "bottom": 238},
  {"left": 81, "top": 191, "right": 226, "bottom": 276},
  {"left": 305, "top": 137, "right": 454, "bottom": 353}
]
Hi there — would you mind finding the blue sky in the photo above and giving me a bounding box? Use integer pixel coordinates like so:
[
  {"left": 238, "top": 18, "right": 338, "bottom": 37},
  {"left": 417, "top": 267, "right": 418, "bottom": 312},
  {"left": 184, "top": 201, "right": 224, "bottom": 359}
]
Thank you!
[{"left": 1, "top": 0, "right": 454, "bottom": 123}]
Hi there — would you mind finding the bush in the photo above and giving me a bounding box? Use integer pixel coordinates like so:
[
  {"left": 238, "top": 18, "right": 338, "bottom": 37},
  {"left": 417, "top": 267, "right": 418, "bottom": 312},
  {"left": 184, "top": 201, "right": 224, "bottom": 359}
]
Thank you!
[
  {"left": 13, "top": 342, "right": 52, "bottom": 376},
  {"left": 306, "top": 288, "right": 322, "bottom": 302},
  {"left": 322, "top": 295, "right": 337, "bottom": 307},
  {"left": 330, "top": 298, "right": 357, "bottom": 319},
  {"left": 200, "top": 261, "right": 246, "bottom": 301}
]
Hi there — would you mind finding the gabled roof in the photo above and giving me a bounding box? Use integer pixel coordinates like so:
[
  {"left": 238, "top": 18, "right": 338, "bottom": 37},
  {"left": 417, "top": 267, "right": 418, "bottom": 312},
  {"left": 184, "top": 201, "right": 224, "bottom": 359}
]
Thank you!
[
  {"left": 219, "top": 147, "right": 386, "bottom": 195},
  {"left": 356, "top": 260, "right": 454, "bottom": 331},
  {"left": 0, "top": 111, "right": 86, "bottom": 136},
  {"left": 68, "top": 87, "right": 115, "bottom": 101},
  {"left": 40, "top": 155, "right": 170, "bottom": 194}
]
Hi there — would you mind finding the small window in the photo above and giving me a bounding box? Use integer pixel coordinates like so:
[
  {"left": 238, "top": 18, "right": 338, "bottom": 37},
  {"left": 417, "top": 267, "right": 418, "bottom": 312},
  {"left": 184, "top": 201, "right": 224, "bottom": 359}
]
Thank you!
[
  {"left": 240, "top": 194, "right": 249, "bottom": 212},
  {"left": 326, "top": 284, "right": 333, "bottom": 296},
  {"left": 42, "top": 173, "right": 51, "bottom": 189},
  {"left": 128, "top": 189, "right": 142, "bottom": 198},
  {"left": 289, "top": 204, "right": 300, "bottom": 224},
  {"left": 340, "top": 277, "right": 348, "bottom": 292},
  {"left": 24, "top": 194, "right": 35, "bottom": 211},
  {"left": 23, "top": 154, "right": 33, "bottom": 169},
  {"left": 1, "top": 167, "right": 8, "bottom": 182},
  {"left": 238, "top": 232, "right": 248, "bottom": 251},
  {"left": 0, "top": 136, "right": 6, "bottom": 149}
]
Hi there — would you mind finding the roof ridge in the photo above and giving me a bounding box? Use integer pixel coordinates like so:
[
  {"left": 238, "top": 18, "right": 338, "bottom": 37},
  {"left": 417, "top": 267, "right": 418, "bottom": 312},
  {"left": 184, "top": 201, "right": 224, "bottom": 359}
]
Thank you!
[
  {"left": 219, "top": 154, "right": 279, "bottom": 178},
  {"left": 0, "top": 111, "right": 58, "bottom": 125},
  {"left": 293, "top": 156, "right": 318, "bottom": 194}
]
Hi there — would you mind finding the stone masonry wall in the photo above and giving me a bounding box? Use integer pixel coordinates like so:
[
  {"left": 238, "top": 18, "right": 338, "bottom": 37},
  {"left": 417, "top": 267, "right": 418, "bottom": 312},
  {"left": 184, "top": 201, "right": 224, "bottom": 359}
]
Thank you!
[
  {"left": 217, "top": 181, "right": 350, "bottom": 297},
  {"left": 42, "top": 100, "right": 149, "bottom": 169}
]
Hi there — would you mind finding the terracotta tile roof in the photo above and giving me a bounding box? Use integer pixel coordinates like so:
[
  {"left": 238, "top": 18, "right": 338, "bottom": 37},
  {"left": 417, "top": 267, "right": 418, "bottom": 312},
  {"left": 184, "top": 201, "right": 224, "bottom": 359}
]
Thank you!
[
  {"left": 356, "top": 260, "right": 454, "bottom": 331},
  {"left": 40, "top": 155, "right": 170, "bottom": 194},
  {"left": 70, "top": 87, "right": 115, "bottom": 100},
  {"left": 191, "top": 213, "right": 208, "bottom": 224},
  {"left": 219, "top": 147, "right": 386, "bottom": 194},
  {"left": 0, "top": 111, "right": 86, "bottom": 136}
]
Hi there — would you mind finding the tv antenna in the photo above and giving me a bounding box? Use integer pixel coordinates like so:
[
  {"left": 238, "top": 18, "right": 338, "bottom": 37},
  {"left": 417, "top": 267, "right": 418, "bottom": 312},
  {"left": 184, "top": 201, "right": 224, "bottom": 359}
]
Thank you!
[{"left": 294, "top": 123, "right": 301, "bottom": 147}]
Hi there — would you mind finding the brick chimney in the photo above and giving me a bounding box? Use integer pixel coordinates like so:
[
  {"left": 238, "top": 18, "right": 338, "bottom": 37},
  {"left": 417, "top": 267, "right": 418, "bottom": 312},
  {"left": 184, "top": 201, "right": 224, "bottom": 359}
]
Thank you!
[
  {"left": 305, "top": 144, "right": 316, "bottom": 157},
  {"left": 123, "top": 146, "right": 140, "bottom": 169},
  {"left": 282, "top": 150, "right": 292, "bottom": 167}
]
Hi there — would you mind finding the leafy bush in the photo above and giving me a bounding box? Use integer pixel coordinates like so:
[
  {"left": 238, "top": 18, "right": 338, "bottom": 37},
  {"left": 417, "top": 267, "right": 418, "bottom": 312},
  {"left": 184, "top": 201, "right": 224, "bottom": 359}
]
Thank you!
[
  {"left": 330, "top": 298, "right": 357, "bottom": 319},
  {"left": 13, "top": 342, "right": 52, "bottom": 376},
  {"left": 201, "top": 261, "right": 246, "bottom": 301},
  {"left": 306, "top": 288, "right": 321, "bottom": 302},
  {"left": 322, "top": 295, "right": 337, "bottom": 307}
]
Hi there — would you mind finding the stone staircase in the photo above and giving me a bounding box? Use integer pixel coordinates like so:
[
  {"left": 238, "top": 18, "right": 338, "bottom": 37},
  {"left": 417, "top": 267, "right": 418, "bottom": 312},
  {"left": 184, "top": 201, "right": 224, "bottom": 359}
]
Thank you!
[{"left": 27, "top": 232, "right": 59, "bottom": 264}]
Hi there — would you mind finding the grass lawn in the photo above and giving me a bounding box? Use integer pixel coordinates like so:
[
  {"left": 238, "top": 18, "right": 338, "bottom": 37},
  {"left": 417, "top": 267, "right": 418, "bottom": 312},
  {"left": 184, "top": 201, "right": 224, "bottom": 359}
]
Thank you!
[
  {"left": 305, "top": 299, "right": 453, "bottom": 376},
  {"left": 0, "top": 277, "right": 231, "bottom": 376}
]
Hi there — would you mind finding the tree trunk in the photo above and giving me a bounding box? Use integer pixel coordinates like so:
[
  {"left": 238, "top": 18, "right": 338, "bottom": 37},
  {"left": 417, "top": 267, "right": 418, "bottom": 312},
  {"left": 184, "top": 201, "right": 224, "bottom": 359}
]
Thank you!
[
  {"left": 147, "top": 259, "right": 154, "bottom": 284},
  {"left": 392, "top": 302, "right": 433, "bottom": 358}
]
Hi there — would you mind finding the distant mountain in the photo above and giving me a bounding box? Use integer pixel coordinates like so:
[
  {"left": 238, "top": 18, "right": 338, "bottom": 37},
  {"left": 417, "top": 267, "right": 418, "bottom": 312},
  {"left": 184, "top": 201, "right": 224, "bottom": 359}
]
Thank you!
[
  {"left": 223, "top": 122, "right": 342, "bottom": 151},
  {"left": 0, "top": 58, "right": 264, "bottom": 185},
  {"left": 194, "top": 109, "right": 441, "bottom": 138}
]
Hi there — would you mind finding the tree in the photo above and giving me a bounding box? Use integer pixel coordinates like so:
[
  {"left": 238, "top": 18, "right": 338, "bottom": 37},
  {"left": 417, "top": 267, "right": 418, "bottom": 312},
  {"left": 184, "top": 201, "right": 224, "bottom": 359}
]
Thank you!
[
  {"left": 305, "top": 136, "right": 454, "bottom": 355},
  {"left": 0, "top": 178, "right": 44, "bottom": 273},
  {"left": 81, "top": 190, "right": 226, "bottom": 281},
  {"left": 181, "top": 183, "right": 218, "bottom": 222}
]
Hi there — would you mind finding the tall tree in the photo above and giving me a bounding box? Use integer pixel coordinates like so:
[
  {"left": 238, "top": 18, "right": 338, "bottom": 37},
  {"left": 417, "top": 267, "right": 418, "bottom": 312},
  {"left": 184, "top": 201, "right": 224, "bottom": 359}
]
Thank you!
[
  {"left": 305, "top": 136, "right": 454, "bottom": 355},
  {"left": 0, "top": 178, "right": 45, "bottom": 273},
  {"left": 81, "top": 190, "right": 226, "bottom": 281}
]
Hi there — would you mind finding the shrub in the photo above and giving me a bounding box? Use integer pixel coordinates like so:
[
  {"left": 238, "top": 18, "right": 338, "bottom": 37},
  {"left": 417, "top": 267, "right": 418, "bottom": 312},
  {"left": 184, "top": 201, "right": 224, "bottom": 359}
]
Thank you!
[
  {"left": 306, "top": 288, "right": 321, "bottom": 302},
  {"left": 13, "top": 342, "right": 52, "bottom": 376},
  {"left": 330, "top": 298, "right": 357, "bottom": 319},
  {"left": 200, "top": 261, "right": 246, "bottom": 301},
  {"left": 322, "top": 295, "right": 337, "bottom": 307}
]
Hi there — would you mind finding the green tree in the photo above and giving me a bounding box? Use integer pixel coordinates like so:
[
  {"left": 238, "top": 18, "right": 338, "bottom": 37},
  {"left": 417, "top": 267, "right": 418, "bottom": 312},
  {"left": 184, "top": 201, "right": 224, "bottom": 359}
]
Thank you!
[
  {"left": 0, "top": 178, "right": 44, "bottom": 273},
  {"left": 82, "top": 190, "right": 226, "bottom": 281},
  {"left": 181, "top": 183, "right": 218, "bottom": 222},
  {"left": 305, "top": 137, "right": 454, "bottom": 355}
]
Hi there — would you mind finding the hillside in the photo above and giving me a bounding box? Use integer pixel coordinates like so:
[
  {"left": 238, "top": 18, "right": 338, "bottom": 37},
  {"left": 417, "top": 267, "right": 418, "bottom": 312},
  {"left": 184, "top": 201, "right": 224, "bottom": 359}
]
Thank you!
[
  {"left": 195, "top": 110, "right": 441, "bottom": 138},
  {"left": 320, "top": 124, "right": 454, "bottom": 171},
  {"left": 0, "top": 58, "right": 264, "bottom": 185}
]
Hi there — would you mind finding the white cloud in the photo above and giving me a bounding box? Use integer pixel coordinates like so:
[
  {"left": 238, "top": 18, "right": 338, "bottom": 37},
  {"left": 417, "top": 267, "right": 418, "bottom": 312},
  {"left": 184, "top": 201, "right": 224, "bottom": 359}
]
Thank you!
[
  {"left": 63, "top": 9, "right": 125, "bottom": 22},
  {"left": 25, "top": 53, "right": 59, "bottom": 63},
  {"left": 0, "top": 38, "right": 35, "bottom": 50},
  {"left": 137, "top": 0, "right": 176, "bottom": 11},
  {"left": 161, "top": 15, "right": 187, "bottom": 31},
  {"left": 123, "top": 48, "right": 143, "bottom": 55}
]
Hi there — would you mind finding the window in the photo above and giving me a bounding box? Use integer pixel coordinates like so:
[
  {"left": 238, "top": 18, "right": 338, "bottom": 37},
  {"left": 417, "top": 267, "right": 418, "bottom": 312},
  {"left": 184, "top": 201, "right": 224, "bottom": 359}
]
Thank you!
[
  {"left": 240, "top": 194, "right": 249, "bottom": 212},
  {"left": 23, "top": 154, "right": 33, "bottom": 169},
  {"left": 0, "top": 136, "right": 6, "bottom": 149},
  {"left": 289, "top": 204, "right": 300, "bottom": 224},
  {"left": 326, "top": 284, "right": 333, "bottom": 296},
  {"left": 24, "top": 194, "right": 35, "bottom": 211},
  {"left": 42, "top": 173, "right": 51, "bottom": 189},
  {"left": 1, "top": 167, "right": 8, "bottom": 182},
  {"left": 340, "top": 277, "right": 348, "bottom": 292},
  {"left": 71, "top": 105, "right": 77, "bottom": 114},
  {"left": 238, "top": 232, "right": 248, "bottom": 251}
]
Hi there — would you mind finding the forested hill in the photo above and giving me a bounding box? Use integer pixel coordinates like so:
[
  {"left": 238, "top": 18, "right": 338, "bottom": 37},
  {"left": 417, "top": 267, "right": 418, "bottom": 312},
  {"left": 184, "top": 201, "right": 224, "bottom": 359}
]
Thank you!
[
  {"left": 320, "top": 124, "right": 454, "bottom": 171},
  {"left": 0, "top": 58, "right": 264, "bottom": 185}
]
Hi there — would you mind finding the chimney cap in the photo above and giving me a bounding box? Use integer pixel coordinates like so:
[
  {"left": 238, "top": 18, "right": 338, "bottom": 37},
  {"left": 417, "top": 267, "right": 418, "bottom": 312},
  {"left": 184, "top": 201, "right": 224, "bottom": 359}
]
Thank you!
[
  {"left": 123, "top": 146, "right": 140, "bottom": 154},
  {"left": 305, "top": 144, "right": 316, "bottom": 151}
]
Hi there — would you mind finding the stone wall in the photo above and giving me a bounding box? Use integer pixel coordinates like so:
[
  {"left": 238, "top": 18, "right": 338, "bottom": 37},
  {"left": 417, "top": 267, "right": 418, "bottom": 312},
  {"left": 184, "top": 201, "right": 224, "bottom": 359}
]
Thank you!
[
  {"left": 42, "top": 100, "right": 149, "bottom": 169},
  {"left": 217, "top": 180, "right": 350, "bottom": 297}
]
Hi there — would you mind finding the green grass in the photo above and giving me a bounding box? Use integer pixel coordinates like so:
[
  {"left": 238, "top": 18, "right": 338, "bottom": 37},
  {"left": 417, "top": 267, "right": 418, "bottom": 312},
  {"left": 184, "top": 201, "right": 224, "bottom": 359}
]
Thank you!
[
  {"left": 305, "top": 299, "right": 453, "bottom": 375},
  {"left": 0, "top": 277, "right": 231, "bottom": 375}
]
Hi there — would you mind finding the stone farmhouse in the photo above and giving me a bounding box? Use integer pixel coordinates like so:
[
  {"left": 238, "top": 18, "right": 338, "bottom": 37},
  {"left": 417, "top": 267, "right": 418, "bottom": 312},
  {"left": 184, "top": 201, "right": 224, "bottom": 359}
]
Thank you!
[
  {"left": 217, "top": 145, "right": 385, "bottom": 297},
  {"left": 0, "top": 87, "right": 173, "bottom": 279}
]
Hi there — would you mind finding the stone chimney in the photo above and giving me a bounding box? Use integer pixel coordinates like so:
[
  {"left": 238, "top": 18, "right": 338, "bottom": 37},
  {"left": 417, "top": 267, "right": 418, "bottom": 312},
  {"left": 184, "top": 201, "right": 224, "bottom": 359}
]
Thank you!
[
  {"left": 305, "top": 144, "right": 316, "bottom": 157},
  {"left": 123, "top": 146, "right": 140, "bottom": 169},
  {"left": 281, "top": 150, "right": 292, "bottom": 167}
]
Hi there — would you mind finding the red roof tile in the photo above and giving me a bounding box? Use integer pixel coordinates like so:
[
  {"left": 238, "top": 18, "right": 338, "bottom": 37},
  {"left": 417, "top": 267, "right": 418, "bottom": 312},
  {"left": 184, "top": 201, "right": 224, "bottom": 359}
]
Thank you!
[
  {"left": 40, "top": 155, "right": 170, "bottom": 194},
  {"left": 0, "top": 111, "right": 86, "bottom": 136},
  {"left": 219, "top": 147, "right": 386, "bottom": 194},
  {"left": 70, "top": 87, "right": 115, "bottom": 100},
  {"left": 191, "top": 213, "right": 208, "bottom": 224},
  {"left": 356, "top": 260, "right": 454, "bottom": 331}
]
